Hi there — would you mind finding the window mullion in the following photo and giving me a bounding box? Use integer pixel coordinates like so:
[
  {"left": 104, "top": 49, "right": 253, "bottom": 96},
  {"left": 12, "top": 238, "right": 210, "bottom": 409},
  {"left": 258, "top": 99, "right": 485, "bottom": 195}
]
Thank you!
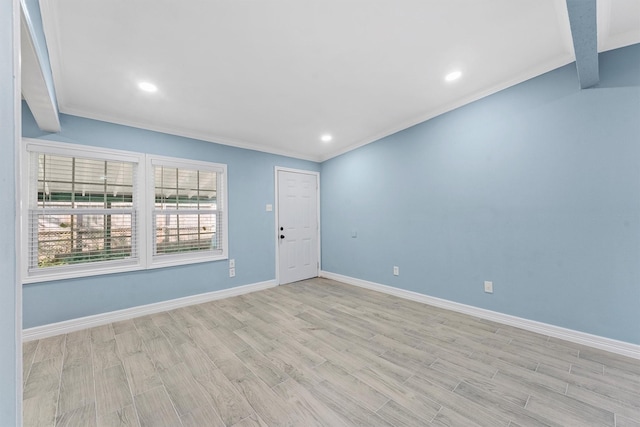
[
  {"left": 197, "top": 170, "right": 201, "bottom": 245},
  {"left": 71, "top": 157, "right": 77, "bottom": 258},
  {"left": 104, "top": 161, "right": 109, "bottom": 256},
  {"left": 175, "top": 167, "right": 180, "bottom": 247}
]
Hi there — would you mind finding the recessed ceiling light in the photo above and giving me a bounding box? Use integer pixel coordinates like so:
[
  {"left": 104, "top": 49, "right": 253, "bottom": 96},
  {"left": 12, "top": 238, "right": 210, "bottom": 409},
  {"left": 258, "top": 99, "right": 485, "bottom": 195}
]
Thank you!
[
  {"left": 445, "top": 71, "right": 462, "bottom": 82},
  {"left": 138, "top": 81, "right": 158, "bottom": 93},
  {"left": 321, "top": 134, "right": 333, "bottom": 143}
]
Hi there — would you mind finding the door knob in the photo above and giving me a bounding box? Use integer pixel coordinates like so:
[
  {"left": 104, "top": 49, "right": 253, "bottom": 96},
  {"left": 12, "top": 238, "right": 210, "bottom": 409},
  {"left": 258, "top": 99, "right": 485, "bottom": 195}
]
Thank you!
[
  {"left": 280, "top": 234, "right": 285, "bottom": 239},
  {"left": 280, "top": 226, "right": 284, "bottom": 231}
]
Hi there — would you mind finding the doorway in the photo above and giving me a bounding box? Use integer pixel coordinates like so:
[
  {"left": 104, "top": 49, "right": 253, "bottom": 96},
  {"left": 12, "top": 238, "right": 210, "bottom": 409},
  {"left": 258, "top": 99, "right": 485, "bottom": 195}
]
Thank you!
[{"left": 276, "top": 168, "right": 320, "bottom": 285}]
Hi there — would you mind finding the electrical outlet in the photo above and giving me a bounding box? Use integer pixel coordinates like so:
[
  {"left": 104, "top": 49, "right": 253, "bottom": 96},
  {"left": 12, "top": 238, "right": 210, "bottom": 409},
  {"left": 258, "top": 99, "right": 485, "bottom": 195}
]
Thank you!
[
  {"left": 484, "top": 280, "right": 493, "bottom": 293},
  {"left": 229, "top": 259, "right": 235, "bottom": 268},
  {"left": 229, "top": 268, "right": 236, "bottom": 277},
  {"left": 393, "top": 266, "right": 399, "bottom": 276}
]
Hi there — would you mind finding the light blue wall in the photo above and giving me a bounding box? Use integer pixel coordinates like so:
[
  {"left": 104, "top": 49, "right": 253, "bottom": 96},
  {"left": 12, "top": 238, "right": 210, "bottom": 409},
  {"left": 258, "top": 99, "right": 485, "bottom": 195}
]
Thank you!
[
  {"left": 321, "top": 44, "right": 640, "bottom": 345},
  {"left": 21, "top": 42, "right": 640, "bottom": 346},
  {"left": 22, "top": 107, "right": 319, "bottom": 328},
  {"left": 1, "top": 0, "right": 20, "bottom": 423}
]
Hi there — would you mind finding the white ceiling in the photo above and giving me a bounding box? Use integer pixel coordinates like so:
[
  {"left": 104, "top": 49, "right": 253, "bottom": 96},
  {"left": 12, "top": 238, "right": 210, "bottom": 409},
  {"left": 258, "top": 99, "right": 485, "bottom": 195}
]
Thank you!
[{"left": 37, "top": 0, "right": 640, "bottom": 162}]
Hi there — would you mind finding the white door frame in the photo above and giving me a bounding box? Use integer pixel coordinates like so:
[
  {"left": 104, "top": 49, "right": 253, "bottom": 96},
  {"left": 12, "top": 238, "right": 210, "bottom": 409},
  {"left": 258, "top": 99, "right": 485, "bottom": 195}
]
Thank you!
[{"left": 274, "top": 166, "right": 321, "bottom": 285}]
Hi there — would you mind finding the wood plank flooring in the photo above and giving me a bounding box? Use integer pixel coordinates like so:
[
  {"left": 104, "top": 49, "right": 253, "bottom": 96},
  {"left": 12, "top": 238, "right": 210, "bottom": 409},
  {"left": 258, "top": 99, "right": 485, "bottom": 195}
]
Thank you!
[{"left": 23, "top": 277, "right": 640, "bottom": 426}]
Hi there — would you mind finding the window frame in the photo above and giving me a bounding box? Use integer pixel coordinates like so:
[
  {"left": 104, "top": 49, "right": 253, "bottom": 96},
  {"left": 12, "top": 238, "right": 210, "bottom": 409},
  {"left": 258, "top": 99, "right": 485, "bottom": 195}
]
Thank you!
[
  {"left": 21, "top": 139, "right": 228, "bottom": 284},
  {"left": 146, "top": 154, "right": 228, "bottom": 269}
]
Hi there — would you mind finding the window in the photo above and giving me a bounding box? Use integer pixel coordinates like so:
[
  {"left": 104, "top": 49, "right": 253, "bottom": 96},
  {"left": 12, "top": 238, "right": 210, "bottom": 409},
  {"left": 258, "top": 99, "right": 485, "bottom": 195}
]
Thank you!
[
  {"left": 149, "top": 155, "right": 227, "bottom": 267},
  {"left": 24, "top": 141, "right": 143, "bottom": 280},
  {"left": 22, "top": 140, "right": 228, "bottom": 283}
]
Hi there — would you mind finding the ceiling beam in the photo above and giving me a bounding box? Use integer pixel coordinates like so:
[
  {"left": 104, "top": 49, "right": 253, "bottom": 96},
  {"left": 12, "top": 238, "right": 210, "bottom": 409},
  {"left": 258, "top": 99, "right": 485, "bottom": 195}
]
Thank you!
[
  {"left": 20, "top": 0, "right": 60, "bottom": 132},
  {"left": 566, "top": 0, "right": 599, "bottom": 89}
]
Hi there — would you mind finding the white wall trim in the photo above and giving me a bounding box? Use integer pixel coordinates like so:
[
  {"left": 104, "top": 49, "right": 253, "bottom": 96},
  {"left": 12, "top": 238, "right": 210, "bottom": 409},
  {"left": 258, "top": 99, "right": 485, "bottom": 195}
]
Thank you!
[
  {"left": 22, "top": 280, "right": 277, "bottom": 342},
  {"left": 320, "top": 271, "right": 640, "bottom": 360},
  {"left": 13, "top": 0, "right": 23, "bottom": 424}
]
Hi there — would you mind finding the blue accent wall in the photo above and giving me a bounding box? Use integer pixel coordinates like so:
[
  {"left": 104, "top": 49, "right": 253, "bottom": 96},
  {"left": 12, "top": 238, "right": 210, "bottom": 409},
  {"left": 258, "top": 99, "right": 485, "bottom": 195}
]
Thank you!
[
  {"left": 321, "top": 44, "right": 640, "bottom": 344},
  {"left": 22, "top": 106, "right": 319, "bottom": 328}
]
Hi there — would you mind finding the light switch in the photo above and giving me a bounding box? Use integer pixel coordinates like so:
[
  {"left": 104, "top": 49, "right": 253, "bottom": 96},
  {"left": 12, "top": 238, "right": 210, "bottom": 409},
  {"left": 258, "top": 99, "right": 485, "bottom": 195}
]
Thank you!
[{"left": 484, "top": 281, "right": 493, "bottom": 293}]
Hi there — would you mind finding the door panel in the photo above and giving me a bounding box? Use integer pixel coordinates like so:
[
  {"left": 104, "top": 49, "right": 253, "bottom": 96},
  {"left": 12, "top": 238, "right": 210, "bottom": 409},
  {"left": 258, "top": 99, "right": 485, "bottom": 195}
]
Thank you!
[{"left": 277, "top": 170, "right": 318, "bottom": 284}]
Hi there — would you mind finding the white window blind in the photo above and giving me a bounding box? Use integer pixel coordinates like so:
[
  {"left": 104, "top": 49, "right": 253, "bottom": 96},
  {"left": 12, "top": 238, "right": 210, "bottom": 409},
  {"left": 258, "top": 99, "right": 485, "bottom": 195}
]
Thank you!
[
  {"left": 150, "top": 157, "right": 227, "bottom": 265},
  {"left": 27, "top": 150, "right": 139, "bottom": 274}
]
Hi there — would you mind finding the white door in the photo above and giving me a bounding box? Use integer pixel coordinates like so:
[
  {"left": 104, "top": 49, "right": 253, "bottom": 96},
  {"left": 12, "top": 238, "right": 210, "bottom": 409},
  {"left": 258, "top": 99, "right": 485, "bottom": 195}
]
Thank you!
[{"left": 277, "top": 169, "right": 319, "bottom": 284}]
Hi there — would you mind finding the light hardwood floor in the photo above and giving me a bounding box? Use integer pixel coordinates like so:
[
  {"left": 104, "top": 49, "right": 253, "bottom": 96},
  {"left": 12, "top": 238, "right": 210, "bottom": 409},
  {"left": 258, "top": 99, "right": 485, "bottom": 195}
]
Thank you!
[{"left": 23, "top": 277, "right": 640, "bottom": 427}]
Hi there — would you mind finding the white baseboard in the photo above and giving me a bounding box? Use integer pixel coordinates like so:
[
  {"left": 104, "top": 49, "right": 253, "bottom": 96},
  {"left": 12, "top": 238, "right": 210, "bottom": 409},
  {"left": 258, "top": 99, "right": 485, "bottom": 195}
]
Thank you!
[
  {"left": 22, "top": 280, "right": 278, "bottom": 342},
  {"left": 320, "top": 271, "right": 640, "bottom": 360}
]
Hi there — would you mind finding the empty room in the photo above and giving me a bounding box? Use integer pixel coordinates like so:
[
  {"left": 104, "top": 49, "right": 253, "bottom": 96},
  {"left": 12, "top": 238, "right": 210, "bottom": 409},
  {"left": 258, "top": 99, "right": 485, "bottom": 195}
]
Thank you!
[{"left": 2, "top": 0, "right": 640, "bottom": 426}]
